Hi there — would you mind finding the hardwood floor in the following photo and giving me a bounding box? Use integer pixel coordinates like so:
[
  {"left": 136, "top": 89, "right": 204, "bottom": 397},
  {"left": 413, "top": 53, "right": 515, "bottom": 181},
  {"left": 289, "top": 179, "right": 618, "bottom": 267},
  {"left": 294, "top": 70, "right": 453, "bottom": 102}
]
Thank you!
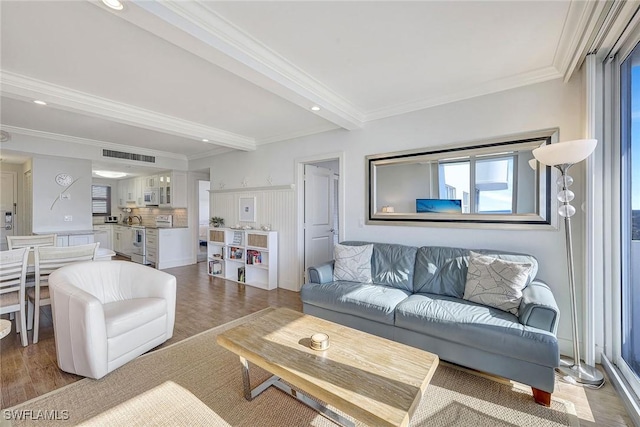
[{"left": 0, "top": 261, "right": 634, "bottom": 426}]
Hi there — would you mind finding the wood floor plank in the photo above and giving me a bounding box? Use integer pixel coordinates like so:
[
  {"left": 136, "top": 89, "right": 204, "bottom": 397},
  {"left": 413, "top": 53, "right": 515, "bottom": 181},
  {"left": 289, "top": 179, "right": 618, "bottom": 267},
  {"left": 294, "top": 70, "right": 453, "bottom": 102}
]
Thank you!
[{"left": 0, "top": 260, "right": 633, "bottom": 426}]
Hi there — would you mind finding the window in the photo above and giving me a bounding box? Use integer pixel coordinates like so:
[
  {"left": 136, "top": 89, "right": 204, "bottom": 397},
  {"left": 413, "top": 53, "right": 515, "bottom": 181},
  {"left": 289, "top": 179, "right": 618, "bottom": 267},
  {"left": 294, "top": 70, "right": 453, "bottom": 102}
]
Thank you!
[
  {"left": 92, "top": 185, "right": 111, "bottom": 216},
  {"left": 620, "top": 42, "right": 640, "bottom": 387}
]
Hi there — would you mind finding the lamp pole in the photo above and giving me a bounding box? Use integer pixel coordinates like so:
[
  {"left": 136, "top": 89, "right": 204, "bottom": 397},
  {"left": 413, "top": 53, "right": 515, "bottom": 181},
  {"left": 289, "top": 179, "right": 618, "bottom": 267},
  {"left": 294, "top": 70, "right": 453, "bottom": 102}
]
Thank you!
[{"left": 555, "top": 164, "right": 604, "bottom": 385}]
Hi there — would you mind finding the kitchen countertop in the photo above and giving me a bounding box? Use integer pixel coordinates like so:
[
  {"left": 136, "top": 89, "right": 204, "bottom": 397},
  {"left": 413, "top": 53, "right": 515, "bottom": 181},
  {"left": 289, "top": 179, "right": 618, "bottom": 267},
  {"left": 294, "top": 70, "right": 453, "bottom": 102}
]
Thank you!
[
  {"left": 93, "top": 224, "right": 188, "bottom": 229},
  {"left": 35, "top": 230, "right": 98, "bottom": 236}
]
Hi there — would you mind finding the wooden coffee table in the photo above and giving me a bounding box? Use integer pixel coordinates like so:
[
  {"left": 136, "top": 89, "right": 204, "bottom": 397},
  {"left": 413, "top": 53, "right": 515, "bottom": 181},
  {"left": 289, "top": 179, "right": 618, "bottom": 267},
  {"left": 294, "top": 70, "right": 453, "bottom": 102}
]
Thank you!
[{"left": 217, "top": 308, "right": 439, "bottom": 427}]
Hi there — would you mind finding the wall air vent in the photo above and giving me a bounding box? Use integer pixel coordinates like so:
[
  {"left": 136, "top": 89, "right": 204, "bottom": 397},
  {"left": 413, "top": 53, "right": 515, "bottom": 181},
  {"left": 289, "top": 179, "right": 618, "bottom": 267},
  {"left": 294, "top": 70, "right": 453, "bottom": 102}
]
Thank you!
[{"left": 102, "top": 149, "right": 155, "bottom": 163}]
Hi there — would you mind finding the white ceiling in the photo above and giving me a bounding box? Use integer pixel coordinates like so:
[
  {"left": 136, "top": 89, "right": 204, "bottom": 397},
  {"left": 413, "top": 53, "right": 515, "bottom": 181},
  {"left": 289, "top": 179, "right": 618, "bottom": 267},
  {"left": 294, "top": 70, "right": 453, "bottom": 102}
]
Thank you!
[{"left": 0, "top": 0, "right": 594, "bottom": 173}]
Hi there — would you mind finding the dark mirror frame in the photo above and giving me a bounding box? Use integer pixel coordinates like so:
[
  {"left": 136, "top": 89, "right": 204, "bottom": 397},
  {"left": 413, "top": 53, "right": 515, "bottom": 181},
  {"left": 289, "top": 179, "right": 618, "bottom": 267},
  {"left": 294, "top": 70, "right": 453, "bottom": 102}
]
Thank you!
[{"left": 366, "top": 128, "right": 558, "bottom": 229}]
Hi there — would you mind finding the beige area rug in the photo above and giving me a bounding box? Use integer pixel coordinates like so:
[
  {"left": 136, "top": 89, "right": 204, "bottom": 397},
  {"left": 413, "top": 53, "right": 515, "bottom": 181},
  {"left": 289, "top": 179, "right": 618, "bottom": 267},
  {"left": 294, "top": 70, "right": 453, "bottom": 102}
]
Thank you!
[{"left": 4, "top": 309, "right": 578, "bottom": 426}]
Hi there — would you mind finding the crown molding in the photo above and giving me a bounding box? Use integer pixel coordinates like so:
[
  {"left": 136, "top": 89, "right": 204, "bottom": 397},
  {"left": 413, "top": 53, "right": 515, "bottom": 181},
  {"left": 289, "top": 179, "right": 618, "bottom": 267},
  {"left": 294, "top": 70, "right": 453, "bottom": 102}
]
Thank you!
[
  {"left": 0, "top": 125, "right": 188, "bottom": 161},
  {"left": 127, "top": 0, "right": 364, "bottom": 130},
  {"left": 364, "top": 66, "right": 563, "bottom": 122},
  {"left": 0, "top": 70, "right": 256, "bottom": 151},
  {"left": 553, "top": 0, "right": 612, "bottom": 82}
]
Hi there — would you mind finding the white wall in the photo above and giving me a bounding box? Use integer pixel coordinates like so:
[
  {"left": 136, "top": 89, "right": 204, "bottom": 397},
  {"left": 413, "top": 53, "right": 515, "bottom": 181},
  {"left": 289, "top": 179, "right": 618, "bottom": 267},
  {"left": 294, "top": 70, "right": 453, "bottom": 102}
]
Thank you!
[
  {"left": 32, "top": 156, "right": 93, "bottom": 232},
  {"left": 193, "top": 76, "right": 586, "bottom": 355}
]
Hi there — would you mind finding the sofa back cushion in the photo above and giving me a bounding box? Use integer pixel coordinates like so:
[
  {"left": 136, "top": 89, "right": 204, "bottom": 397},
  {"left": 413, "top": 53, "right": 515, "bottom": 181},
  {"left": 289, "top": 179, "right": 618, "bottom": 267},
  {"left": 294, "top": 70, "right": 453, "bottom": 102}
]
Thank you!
[
  {"left": 340, "top": 241, "right": 417, "bottom": 292},
  {"left": 413, "top": 247, "right": 538, "bottom": 297}
]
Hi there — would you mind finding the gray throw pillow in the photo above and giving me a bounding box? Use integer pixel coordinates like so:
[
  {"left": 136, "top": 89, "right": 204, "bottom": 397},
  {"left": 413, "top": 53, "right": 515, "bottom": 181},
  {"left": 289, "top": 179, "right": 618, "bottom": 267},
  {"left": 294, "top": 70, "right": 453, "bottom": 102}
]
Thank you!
[
  {"left": 333, "top": 243, "right": 373, "bottom": 283},
  {"left": 462, "top": 251, "right": 533, "bottom": 315}
]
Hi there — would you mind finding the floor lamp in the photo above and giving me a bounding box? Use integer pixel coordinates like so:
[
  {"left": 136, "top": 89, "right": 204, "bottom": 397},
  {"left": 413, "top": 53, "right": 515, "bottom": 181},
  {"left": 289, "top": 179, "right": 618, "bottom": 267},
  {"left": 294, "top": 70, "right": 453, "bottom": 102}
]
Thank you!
[{"left": 532, "top": 138, "right": 604, "bottom": 386}]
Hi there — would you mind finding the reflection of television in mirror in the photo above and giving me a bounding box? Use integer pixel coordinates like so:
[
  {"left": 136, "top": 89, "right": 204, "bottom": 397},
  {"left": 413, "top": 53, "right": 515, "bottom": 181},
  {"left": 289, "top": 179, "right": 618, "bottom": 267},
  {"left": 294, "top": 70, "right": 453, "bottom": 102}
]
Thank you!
[{"left": 416, "top": 199, "right": 462, "bottom": 213}]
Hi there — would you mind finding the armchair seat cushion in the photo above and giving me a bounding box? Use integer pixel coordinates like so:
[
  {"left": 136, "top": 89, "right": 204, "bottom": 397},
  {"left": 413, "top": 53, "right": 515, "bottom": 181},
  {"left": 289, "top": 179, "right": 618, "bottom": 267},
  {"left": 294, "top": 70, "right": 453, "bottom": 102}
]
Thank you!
[
  {"left": 301, "top": 281, "right": 410, "bottom": 325},
  {"left": 104, "top": 298, "right": 167, "bottom": 338},
  {"left": 395, "top": 293, "right": 558, "bottom": 367}
]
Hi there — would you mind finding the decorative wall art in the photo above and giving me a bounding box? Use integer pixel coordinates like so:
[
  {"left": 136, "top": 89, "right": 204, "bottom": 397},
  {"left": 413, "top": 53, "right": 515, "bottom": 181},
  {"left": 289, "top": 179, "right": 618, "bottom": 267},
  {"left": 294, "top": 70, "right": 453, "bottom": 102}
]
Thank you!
[{"left": 239, "top": 197, "right": 256, "bottom": 222}]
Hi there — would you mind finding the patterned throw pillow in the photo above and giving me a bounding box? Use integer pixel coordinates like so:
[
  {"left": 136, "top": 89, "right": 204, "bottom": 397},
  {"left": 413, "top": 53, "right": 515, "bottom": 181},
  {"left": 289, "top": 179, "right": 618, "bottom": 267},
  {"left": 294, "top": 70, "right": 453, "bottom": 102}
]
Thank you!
[
  {"left": 333, "top": 244, "right": 373, "bottom": 283},
  {"left": 462, "top": 252, "right": 533, "bottom": 315}
]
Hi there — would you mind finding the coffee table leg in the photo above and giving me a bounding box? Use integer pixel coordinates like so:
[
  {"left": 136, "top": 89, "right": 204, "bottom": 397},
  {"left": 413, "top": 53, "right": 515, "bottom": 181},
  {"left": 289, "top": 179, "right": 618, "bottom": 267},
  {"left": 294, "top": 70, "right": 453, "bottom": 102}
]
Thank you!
[{"left": 238, "top": 357, "right": 354, "bottom": 427}]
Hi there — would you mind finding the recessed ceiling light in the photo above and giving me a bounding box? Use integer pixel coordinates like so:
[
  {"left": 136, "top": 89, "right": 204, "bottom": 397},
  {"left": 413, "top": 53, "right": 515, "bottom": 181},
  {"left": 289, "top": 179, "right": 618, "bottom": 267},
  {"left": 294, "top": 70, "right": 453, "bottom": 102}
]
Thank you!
[
  {"left": 102, "top": 0, "right": 124, "bottom": 11},
  {"left": 202, "top": 139, "right": 209, "bottom": 142},
  {"left": 95, "top": 170, "right": 127, "bottom": 178},
  {"left": 33, "top": 100, "right": 47, "bottom": 106},
  {"left": 310, "top": 105, "right": 321, "bottom": 111}
]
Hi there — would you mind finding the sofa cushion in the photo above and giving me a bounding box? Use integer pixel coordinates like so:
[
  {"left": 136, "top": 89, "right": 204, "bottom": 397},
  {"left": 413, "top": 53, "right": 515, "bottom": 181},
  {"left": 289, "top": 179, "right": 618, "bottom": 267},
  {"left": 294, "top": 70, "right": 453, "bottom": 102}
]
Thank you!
[
  {"left": 333, "top": 243, "right": 373, "bottom": 283},
  {"left": 463, "top": 252, "right": 533, "bottom": 315},
  {"left": 301, "top": 281, "right": 411, "bottom": 325},
  {"left": 413, "top": 247, "right": 539, "bottom": 297},
  {"left": 341, "top": 241, "right": 417, "bottom": 292},
  {"left": 394, "top": 293, "right": 558, "bottom": 367},
  {"left": 104, "top": 298, "right": 167, "bottom": 338}
]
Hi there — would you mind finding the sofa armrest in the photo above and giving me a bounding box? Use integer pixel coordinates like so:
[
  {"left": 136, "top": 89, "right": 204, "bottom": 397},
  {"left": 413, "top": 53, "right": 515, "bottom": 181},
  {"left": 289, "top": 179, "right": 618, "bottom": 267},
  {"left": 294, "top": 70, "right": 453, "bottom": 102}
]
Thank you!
[
  {"left": 518, "top": 280, "right": 559, "bottom": 334},
  {"left": 49, "top": 277, "right": 109, "bottom": 379},
  {"left": 308, "top": 261, "right": 335, "bottom": 284}
]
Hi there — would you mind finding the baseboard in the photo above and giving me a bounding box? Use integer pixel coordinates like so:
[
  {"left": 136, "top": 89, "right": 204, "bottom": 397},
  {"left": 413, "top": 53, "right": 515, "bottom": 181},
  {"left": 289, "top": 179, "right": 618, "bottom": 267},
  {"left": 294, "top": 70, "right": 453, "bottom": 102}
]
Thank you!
[
  {"left": 157, "top": 258, "right": 194, "bottom": 270},
  {"left": 602, "top": 355, "right": 640, "bottom": 427}
]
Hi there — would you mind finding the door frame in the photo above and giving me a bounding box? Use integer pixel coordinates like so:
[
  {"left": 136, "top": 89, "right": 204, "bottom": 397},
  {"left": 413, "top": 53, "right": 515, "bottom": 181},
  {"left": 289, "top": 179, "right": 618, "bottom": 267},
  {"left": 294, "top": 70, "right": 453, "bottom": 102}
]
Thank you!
[
  {"left": 188, "top": 170, "right": 211, "bottom": 264},
  {"left": 295, "top": 151, "right": 345, "bottom": 289},
  {"left": 1, "top": 171, "right": 18, "bottom": 250}
]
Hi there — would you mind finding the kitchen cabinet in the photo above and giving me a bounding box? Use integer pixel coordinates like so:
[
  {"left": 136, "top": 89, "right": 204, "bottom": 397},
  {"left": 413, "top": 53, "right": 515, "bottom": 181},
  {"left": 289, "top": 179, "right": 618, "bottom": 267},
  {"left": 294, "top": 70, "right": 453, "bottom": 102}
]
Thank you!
[
  {"left": 117, "top": 178, "right": 144, "bottom": 207},
  {"left": 146, "top": 228, "right": 158, "bottom": 265},
  {"left": 113, "top": 225, "right": 133, "bottom": 257},
  {"left": 158, "top": 171, "right": 187, "bottom": 208},
  {"left": 146, "top": 227, "right": 191, "bottom": 269},
  {"left": 93, "top": 225, "right": 113, "bottom": 250},
  {"left": 145, "top": 175, "right": 158, "bottom": 189},
  {"left": 117, "top": 180, "right": 128, "bottom": 207},
  {"left": 134, "top": 177, "right": 145, "bottom": 207},
  {"left": 69, "top": 234, "right": 94, "bottom": 246},
  {"left": 56, "top": 233, "right": 95, "bottom": 247}
]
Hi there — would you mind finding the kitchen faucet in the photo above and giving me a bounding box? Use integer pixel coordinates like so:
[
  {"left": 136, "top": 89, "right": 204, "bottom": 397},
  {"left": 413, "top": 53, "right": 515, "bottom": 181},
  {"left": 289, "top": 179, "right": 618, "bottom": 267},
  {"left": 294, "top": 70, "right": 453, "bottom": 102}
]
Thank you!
[{"left": 134, "top": 215, "right": 143, "bottom": 224}]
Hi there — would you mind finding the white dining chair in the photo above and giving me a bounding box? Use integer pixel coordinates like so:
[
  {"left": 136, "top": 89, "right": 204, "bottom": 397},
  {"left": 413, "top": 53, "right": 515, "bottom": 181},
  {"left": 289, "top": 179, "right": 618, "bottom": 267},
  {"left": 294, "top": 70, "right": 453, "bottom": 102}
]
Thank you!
[
  {"left": 0, "top": 248, "right": 30, "bottom": 346},
  {"left": 27, "top": 243, "right": 99, "bottom": 343},
  {"left": 7, "top": 234, "right": 57, "bottom": 250}
]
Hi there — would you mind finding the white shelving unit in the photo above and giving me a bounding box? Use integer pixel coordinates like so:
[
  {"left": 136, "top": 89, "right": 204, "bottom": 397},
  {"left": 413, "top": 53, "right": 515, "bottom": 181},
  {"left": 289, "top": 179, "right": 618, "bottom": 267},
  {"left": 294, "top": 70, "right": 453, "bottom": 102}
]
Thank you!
[{"left": 207, "top": 228, "right": 278, "bottom": 290}]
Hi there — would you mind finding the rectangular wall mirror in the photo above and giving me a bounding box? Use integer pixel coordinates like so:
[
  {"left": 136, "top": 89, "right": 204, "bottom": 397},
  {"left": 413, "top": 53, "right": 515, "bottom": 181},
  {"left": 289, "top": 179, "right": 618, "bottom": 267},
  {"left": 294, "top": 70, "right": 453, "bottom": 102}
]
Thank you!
[{"left": 366, "top": 129, "right": 558, "bottom": 229}]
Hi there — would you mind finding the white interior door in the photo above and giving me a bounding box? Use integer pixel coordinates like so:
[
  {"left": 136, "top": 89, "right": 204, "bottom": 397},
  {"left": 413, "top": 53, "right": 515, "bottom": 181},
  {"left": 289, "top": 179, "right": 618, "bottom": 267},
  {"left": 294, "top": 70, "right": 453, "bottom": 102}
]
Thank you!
[
  {"left": 1, "top": 172, "right": 17, "bottom": 251},
  {"left": 304, "top": 164, "right": 335, "bottom": 277}
]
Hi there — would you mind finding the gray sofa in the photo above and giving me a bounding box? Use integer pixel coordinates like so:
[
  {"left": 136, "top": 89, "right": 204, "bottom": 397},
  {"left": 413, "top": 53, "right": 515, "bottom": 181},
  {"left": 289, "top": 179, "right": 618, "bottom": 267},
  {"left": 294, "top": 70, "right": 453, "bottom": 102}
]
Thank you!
[{"left": 301, "top": 241, "right": 560, "bottom": 405}]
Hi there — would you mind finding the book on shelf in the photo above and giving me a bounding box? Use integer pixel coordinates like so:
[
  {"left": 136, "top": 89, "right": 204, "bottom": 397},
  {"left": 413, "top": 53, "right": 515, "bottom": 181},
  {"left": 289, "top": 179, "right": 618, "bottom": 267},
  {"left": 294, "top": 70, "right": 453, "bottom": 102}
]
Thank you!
[
  {"left": 208, "top": 260, "right": 222, "bottom": 275},
  {"left": 246, "top": 250, "right": 262, "bottom": 265},
  {"left": 229, "top": 247, "right": 243, "bottom": 260}
]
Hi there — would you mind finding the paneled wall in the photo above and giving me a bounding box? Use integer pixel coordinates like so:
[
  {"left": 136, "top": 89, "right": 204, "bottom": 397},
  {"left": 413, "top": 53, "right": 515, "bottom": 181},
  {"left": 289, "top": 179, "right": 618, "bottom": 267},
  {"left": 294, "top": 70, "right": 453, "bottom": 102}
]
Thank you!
[{"left": 211, "top": 186, "right": 297, "bottom": 290}]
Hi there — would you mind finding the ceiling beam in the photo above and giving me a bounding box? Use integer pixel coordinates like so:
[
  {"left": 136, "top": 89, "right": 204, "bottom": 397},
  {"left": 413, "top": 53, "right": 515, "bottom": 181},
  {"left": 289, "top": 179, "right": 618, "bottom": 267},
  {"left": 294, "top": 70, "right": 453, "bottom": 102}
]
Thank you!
[
  {"left": 0, "top": 71, "right": 256, "bottom": 151},
  {"left": 119, "top": 0, "right": 364, "bottom": 130}
]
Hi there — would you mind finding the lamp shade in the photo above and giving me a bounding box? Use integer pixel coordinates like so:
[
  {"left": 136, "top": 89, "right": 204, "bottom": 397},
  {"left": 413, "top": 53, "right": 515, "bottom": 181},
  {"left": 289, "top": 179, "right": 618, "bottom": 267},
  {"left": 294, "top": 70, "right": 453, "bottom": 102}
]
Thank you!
[{"left": 532, "top": 139, "right": 597, "bottom": 166}]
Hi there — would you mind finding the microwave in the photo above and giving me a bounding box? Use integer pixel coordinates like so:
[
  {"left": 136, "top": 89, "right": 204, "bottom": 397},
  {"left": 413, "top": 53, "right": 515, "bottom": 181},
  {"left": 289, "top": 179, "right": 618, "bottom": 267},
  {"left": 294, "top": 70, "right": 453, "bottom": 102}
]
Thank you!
[{"left": 144, "top": 188, "right": 158, "bottom": 206}]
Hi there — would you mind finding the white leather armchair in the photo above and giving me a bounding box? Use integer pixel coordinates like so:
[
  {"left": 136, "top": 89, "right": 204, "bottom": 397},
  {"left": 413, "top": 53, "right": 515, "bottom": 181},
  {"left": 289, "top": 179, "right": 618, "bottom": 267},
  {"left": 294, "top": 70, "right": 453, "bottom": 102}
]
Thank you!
[{"left": 48, "top": 261, "right": 176, "bottom": 379}]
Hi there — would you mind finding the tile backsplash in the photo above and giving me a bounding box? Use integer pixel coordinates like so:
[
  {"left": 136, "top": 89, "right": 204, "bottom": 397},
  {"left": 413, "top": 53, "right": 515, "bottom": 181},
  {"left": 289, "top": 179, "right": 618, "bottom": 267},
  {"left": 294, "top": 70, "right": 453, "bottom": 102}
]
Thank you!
[{"left": 93, "top": 208, "right": 188, "bottom": 227}]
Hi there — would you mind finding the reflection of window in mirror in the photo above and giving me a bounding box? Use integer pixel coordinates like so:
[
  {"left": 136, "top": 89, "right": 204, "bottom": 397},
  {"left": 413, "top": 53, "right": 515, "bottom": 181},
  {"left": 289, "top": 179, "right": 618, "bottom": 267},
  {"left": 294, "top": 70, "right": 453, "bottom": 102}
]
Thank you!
[{"left": 438, "top": 154, "right": 519, "bottom": 214}]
